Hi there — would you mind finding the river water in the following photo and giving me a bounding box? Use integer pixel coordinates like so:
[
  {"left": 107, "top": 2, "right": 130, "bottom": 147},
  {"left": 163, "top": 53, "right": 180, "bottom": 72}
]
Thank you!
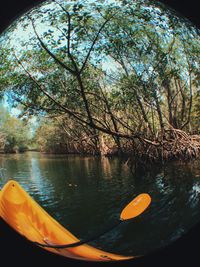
[{"left": 0, "top": 152, "right": 200, "bottom": 256}]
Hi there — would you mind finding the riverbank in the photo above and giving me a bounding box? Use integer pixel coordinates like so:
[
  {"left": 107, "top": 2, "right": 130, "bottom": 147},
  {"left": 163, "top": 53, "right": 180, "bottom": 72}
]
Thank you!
[
  {"left": 34, "top": 130, "right": 200, "bottom": 163},
  {"left": 0, "top": 130, "right": 200, "bottom": 164}
]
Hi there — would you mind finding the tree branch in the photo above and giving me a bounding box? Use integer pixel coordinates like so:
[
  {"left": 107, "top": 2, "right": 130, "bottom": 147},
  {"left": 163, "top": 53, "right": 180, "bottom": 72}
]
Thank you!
[
  {"left": 53, "top": 0, "right": 81, "bottom": 73},
  {"left": 28, "top": 15, "right": 76, "bottom": 75},
  {"left": 80, "top": 13, "right": 116, "bottom": 74}
]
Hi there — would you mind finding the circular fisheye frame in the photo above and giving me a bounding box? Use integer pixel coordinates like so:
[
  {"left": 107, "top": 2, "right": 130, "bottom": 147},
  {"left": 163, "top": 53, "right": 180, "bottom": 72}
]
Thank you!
[{"left": 0, "top": 0, "right": 200, "bottom": 262}]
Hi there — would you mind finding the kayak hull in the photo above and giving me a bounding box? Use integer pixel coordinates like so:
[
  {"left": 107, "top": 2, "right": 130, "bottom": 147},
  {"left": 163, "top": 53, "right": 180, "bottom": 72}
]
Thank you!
[{"left": 0, "top": 180, "right": 134, "bottom": 262}]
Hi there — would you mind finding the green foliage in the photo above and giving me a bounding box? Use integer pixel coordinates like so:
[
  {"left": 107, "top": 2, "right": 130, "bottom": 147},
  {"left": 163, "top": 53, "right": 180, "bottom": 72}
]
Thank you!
[
  {"left": 34, "top": 120, "right": 66, "bottom": 153},
  {"left": 0, "top": 105, "right": 31, "bottom": 153}
]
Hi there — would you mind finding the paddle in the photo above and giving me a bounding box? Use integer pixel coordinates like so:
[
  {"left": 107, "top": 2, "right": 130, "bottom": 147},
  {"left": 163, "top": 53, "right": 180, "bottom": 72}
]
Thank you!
[{"left": 34, "top": 193, "right": 151, "bottom": 249}]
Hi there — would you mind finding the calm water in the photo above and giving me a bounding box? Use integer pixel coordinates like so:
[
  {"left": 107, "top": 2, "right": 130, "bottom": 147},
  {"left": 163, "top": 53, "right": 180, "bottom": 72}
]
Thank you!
[{"left": 0, "top": 152, "right": 200, "bottom": 256}]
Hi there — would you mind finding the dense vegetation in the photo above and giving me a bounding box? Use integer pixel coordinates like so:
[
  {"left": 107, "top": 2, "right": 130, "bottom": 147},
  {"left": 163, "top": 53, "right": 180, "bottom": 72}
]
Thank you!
[
  {"left": 0, "top": 0, "right": 200, "bottom": 161},
  {"left": 0, "top": 105, "right": 31, "bottom": 153}
]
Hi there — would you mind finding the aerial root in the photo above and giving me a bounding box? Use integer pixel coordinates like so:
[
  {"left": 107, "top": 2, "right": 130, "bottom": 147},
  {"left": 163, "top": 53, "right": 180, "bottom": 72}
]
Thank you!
[{"left": 132, "top": 128, "right": 200, "bottom": 163}]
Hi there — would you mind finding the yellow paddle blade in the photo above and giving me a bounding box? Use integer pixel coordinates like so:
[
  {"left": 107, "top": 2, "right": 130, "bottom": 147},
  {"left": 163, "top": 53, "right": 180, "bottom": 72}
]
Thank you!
[{"left": 120, "top": 193, "right": 151, "bottom": 221}]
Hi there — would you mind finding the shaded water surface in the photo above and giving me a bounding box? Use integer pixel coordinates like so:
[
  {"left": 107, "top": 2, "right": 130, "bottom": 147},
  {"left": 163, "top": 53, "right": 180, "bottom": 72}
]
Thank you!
[{"left": 0, "top": 152, "right": 200, "bottom": 255}]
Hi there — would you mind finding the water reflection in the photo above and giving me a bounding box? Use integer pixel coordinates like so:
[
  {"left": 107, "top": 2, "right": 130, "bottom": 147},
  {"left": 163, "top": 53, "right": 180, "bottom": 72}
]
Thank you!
[{"left": 0, "top": 152, "right": 200, "bottom": 255}]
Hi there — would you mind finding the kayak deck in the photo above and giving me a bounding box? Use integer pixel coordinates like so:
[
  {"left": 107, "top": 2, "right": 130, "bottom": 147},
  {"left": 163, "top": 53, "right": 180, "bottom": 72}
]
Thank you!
[{"left": 0, "top": 180, "right": 134, "bottom": 262}]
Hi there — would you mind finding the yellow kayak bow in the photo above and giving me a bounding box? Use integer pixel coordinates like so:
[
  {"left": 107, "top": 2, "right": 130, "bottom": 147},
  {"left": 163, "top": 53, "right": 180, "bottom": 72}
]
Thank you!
[{"left": 0, "top": 180, "right": 151, "bottom": 261}]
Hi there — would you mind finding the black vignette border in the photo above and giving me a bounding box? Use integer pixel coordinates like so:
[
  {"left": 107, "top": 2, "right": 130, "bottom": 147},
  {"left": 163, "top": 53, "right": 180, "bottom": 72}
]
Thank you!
[{"left": 0, "top": 0, "right": 200, "bottom": 267}]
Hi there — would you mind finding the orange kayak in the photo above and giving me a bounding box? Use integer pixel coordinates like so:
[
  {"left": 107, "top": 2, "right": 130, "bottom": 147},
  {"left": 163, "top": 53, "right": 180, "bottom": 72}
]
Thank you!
[{"left": 0, "top": 180, "right": 134, "bottom": 262}]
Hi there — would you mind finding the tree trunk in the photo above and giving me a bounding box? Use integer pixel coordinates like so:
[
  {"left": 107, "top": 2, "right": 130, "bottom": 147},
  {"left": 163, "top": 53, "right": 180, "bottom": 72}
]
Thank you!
[
  {"left": 177, "top": 79, "right": 186, "bottom": 124},
  {"left": 154, "top": 90, "right": 165, "bottom": 138},
  {"left": 135, "top": 93, "right": 153, "bottom": 136},
  {"left": 165, "top": 80, "right": 173, "bottom": 126}
]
